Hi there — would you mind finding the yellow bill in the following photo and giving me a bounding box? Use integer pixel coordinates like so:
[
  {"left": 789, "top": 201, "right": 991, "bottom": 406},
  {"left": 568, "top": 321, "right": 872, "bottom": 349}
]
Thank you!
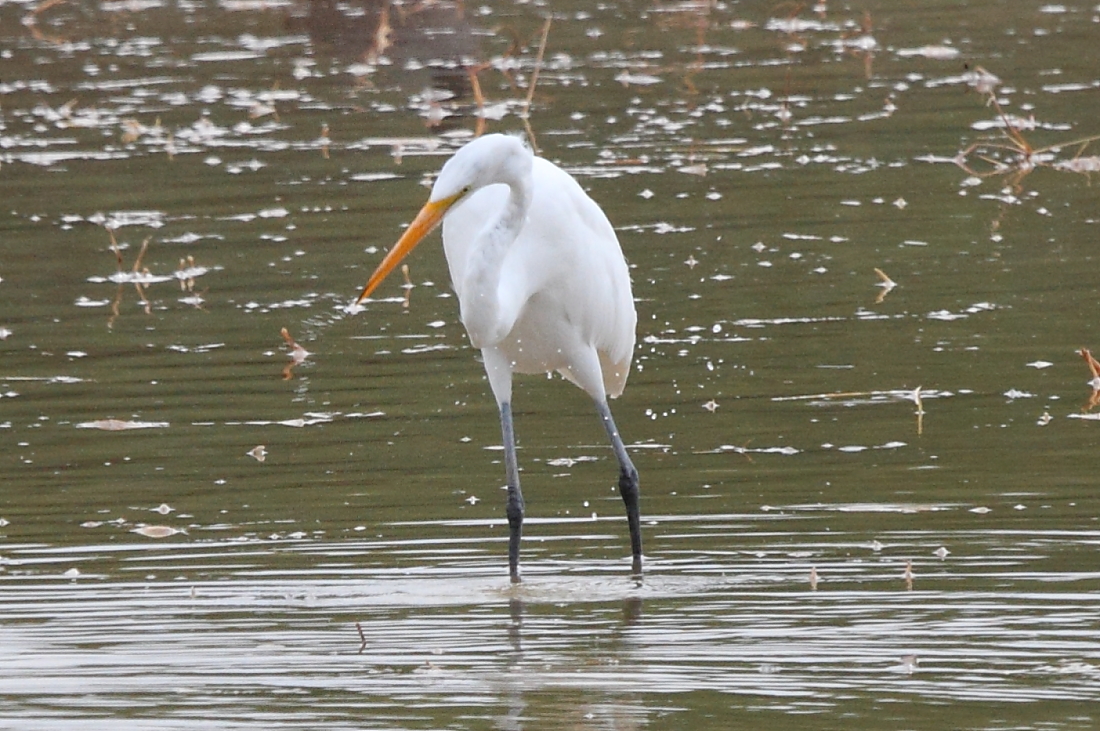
[{"left": 355, "top": 193, "right": 460, "bottom": 305}]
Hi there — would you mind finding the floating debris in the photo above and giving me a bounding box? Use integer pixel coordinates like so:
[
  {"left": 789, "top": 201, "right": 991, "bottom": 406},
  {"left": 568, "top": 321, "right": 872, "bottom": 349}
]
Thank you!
[
  {"left": 546, "top": 456, "right": 597, "bottom": 468},
  {"left": 708, "top": 444, "right": 800, "bottom": 456},
  {"left": 615, "top": 71, "right": 663, "bottom": 86},
  {"left": 1004, "top": 389, "right": 1035, "bottom": 400},
  {"left": 237, "top": 413, "right": 339, "bottom": 428},
  {"left": 963, "top": 65, "right": 1001, "bottom": 95},
  {"left": 1053, "top": 155, "right": 1100, "bottom": 178},
  {"left": 896, "top": 45, "right": 960, "bottom": 60},
  {"left": 898, "top": 654, "right": 919, "bottom": 675},
  {"left": 131, "top": 525, "right": 184, "bottom": 538},
  {"left": 76, "top": 419, "right": 170, "bottom": 430}
]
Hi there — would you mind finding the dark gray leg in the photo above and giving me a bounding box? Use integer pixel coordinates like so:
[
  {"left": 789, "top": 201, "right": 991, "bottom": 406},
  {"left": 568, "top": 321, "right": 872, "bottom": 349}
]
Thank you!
[
  {"left": 499, "top": 402, "right": 525, "bottom": 583},
  {"left": 595, "top": 400, "right": 642, "bottom": 574}
]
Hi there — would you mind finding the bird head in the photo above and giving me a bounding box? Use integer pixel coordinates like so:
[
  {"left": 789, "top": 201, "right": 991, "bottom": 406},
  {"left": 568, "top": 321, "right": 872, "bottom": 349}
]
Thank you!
[
  {"left": 431, "top": 133, "right": 531, "bottom": 200},
  {"left": 354, "top": 134, "right": 533, "bottom": 307}
]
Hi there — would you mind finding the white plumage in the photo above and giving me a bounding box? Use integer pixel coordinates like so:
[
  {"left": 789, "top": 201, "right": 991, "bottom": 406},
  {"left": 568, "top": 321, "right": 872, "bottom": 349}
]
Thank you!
[{"left": 356, "top": 134, "right": 642, "bottom": 581}]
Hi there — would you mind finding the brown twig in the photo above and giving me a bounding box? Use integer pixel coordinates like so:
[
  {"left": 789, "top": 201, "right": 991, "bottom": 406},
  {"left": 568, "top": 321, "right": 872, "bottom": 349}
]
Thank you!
[
  {"left": 912, "top": 386, "right": 924, "bottom": 436},
  {"left": 1077, "top": 348, "right": 1100, "bottom": 412},
  {"left": 1080, "top": 348, "right": 1100, "bottom": 380},
  {"left": 106, "top": 226, "right": 123, "bottom": 268},
  {"left": 133, "top": 237, "right": 152, "bottom": 315},
  {"left": 521, "top": 16, "right": 552, "bottom": 154},
  {"left": 27, "top": 0, "right": 66, "bottom": 18},
  {"left": 955, "top": 67, "right": 1100, "bottom": 185},
  {"left": 466, "top": 62, "right": 491, "bottom": 138},
  {"left": 132, "top": 236, "right": 150, "bottom": 273},
  {"left": 280, "top": 327, "right": 310, "bottom": 380},
  {"left": 355, "top": 621, "right": 367, "bottom": 654},
  {"left": 873, "top": 267, "right": 896, "bottom": 303},
  {"left": 401, "top": 263, "right": 413, "bottom": 310}
]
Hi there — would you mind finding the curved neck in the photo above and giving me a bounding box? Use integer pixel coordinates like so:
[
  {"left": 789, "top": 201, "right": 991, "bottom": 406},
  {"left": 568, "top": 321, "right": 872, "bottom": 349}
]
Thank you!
[
  {"left": 460, "top": 174, "right": 532, "bottom": 347},
  {"left": 479, "top": 178, "right": 531, "bottom": 266}
]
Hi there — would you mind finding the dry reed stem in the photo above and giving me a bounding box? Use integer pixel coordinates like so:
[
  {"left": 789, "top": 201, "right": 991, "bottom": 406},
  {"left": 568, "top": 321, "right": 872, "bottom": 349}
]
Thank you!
[
  {"left": 401, "top": 263, "right": 413, "bottom": 310},
  {"left": 355, "top": 622, "right": 367, "bottom": 654},
  {"left": 521, "top": 16, "right": 552, "bottom": 155},
  {"left": 280, "top": 327, "right": 309, "bottom": 380},
  {"left": 873, "top": 267, "right": 896, "bottom": 303},
  {"left": 956, "top": 70, "right": 1100, "bottom": 183},
  {"left": 466, "top": 64, "right": 489, "bottom": 137},
  {"left": 1080, "top": 348, "right": 1100, "bottom": 380}
]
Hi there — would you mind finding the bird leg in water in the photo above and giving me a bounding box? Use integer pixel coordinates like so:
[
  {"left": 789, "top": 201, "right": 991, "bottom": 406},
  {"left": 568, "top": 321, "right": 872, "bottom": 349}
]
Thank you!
[
  {"left": 596, "top": 400, "right": 642, "bottom": 575},
  {"left": 499, "top": 402, "right": 525, "bottom": 583}
]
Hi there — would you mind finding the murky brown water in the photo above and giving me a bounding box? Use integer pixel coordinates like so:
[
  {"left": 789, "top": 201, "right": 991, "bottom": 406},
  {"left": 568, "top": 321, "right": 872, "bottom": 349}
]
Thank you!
[{"left": 3, "top": 0, "right": 1100, "bottom": 728}]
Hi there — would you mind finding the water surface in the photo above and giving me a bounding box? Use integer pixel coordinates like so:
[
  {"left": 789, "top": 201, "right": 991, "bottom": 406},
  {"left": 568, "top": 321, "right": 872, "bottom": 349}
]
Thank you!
[{"left": 2, "top": 0, "right": 1100, "bottom": 728}]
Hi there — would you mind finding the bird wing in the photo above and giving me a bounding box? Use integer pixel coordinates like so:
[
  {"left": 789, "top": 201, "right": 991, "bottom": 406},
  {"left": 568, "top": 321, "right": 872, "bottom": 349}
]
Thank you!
[
  {"left": 441, "top": 157, "right": 636, "bottom": 399},
  {"left": 506, "top": 159, "right": 636, "bottom": 396}
]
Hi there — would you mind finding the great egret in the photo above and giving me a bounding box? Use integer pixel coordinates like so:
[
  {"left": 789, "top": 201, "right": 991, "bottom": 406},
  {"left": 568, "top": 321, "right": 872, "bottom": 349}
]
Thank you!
[{"left": 354, "top": 133, "right": 641, "bottom": 582}]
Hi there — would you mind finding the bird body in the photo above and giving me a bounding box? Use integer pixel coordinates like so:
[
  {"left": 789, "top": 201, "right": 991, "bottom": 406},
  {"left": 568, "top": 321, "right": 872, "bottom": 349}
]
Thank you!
[
  {"left": 441, "top": 150, "right": 635, "bottom": 400},
  {"left": 355, "top": 134, "right": 642, "bottom": 581}
]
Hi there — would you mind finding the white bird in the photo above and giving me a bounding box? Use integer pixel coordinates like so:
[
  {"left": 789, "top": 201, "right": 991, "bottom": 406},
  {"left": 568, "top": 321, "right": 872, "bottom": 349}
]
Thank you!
[{"left": 354, "top": 133, "right": 641, "bottom": 582}]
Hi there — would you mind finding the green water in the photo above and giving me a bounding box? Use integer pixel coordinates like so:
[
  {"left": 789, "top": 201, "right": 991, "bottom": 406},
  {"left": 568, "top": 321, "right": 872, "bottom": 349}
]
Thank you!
[{"left": 2, "top": 0, "right": 1099, "bottom": 728}]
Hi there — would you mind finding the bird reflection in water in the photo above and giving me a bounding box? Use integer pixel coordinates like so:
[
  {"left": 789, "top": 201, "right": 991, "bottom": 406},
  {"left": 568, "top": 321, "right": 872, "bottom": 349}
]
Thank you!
[
  {"left": 500, "top": 596, "right": 645, "bottom": 730},
  {"left": 505, "top": 595, "right": 644, "bottom": 655}
]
